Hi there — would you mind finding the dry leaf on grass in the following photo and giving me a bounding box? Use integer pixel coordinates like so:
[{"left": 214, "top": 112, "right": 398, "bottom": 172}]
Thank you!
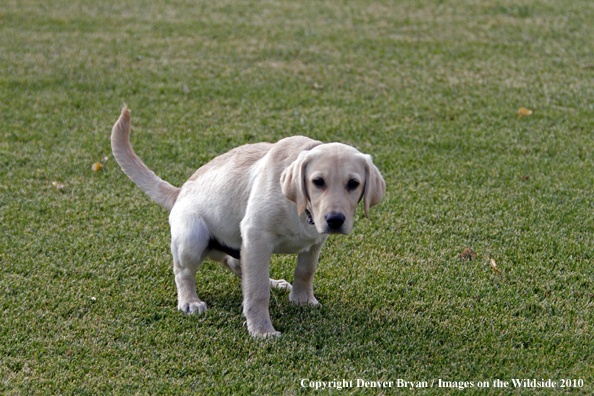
[
  {"left": 490, "top": 258, "right": 500, "bottom": 274},
  {"left": 460, "top": 248, "right": 476, "bottom": 260},
  {"left": 91, "top": 162, "right": 102, "bottom": 172},
  {"left": 52, "top": 181, "right": 65, "bottom": 190},
  {"left": 518, "top": 107, "right": 533, "bottom": 117}
]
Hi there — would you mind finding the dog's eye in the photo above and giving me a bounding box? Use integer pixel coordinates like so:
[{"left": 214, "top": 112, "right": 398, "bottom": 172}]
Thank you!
[
  {"left": 312, "top": 178, "right": 325, "bottom": 188},
  {"left": 347, "top": 179, "right": 360, "bottom": 190}
]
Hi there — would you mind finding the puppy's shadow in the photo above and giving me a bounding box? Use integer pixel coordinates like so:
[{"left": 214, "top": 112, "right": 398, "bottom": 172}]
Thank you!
[{"left": 194, "top": 268, "right": 409, "bottom": 344}]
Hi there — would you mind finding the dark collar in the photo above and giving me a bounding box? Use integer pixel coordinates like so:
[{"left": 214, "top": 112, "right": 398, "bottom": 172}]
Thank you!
[{"left": 305, "top": 209, "right": 315, "bottom": 225}]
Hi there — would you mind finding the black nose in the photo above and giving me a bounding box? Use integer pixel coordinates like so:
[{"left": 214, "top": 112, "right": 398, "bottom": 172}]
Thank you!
[{"left": 325, "top": 212, "right": 345, "bottom": 230}]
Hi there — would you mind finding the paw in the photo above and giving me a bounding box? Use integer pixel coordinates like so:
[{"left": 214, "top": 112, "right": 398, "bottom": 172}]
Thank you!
[
  {"left": 289, "top": 291, "right": 319, "bottom": 306},
  {"left": 178, "top": 300, "right": 208, "bottom": 315},
  {"left": 252, "top": 330, "right": 281, "bottom": 338},
  {"left": 245, "top": 316, "right": 281, "bottom": 338},
  {"left": 270, "top": 278, "right": 293, "bottom": 291}
]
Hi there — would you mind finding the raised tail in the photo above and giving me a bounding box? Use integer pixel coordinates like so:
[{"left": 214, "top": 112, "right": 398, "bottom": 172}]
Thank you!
[{"left": 111, "top": 107, "right": 180, "bottom": 211}]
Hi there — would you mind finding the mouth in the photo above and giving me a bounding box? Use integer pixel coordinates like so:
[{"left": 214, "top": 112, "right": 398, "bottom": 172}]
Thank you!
[{"left": 322, "top": 228, "right": 348, "bottom": 235}]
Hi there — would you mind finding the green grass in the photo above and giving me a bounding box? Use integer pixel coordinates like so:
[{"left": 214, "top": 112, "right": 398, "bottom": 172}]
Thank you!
[{"left": 1, "top": 0, "right": 593, "bottom": 394}]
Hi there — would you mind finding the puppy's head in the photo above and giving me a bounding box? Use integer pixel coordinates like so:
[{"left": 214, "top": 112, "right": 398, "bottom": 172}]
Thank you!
[{"left": 281, "top": 143, "right": 385, "bottom": 235}]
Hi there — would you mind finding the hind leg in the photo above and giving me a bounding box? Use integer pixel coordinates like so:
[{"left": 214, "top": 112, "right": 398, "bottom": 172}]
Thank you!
[
  {"left": 209, "top": 251, "right": 292, "bottom": 291},
  {"left": 270, "top": 278, "right": 292, "bottom": 291},
  {"left": 209, "top": 251, "right": 242, "bottom": 278},
  {"left": 170, "top": 215, "right": 210, "bottom": 315}
]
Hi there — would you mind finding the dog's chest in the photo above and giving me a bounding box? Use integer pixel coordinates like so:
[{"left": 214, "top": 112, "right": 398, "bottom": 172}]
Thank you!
[{"left": 271, "top": 227, "right": 324, "bottom": 254}]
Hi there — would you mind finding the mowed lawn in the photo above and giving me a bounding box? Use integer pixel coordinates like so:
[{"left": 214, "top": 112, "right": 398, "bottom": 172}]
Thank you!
[{"left": 1, "top": 0, "right": 593, "bottom": 394}]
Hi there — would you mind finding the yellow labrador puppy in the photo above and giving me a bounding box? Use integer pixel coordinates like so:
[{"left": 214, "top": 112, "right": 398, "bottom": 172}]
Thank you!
[{"left": 111, "top": 107, "right": 385, "bottom": 337}]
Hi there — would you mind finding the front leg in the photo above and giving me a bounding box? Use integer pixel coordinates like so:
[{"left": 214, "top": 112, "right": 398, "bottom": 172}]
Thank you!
[
  {"left": 241, "top": 230, "right": 279, "bottom": 337},
  {"left": 289, "top": 237, "right": 327, "bottom": 305}
]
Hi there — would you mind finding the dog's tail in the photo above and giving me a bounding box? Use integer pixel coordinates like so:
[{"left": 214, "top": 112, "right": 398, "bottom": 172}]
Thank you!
[{"left": 111, "top": 106, "right": 180, "bottom": 211}]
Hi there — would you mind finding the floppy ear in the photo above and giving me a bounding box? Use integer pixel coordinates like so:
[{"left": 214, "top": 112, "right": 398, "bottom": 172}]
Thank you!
[
  {"left": 280, "top": 151, "right": 310, "bottom": 215},
  {"left": 362, "top": 154, "right": 386, "bottom": 218}
]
